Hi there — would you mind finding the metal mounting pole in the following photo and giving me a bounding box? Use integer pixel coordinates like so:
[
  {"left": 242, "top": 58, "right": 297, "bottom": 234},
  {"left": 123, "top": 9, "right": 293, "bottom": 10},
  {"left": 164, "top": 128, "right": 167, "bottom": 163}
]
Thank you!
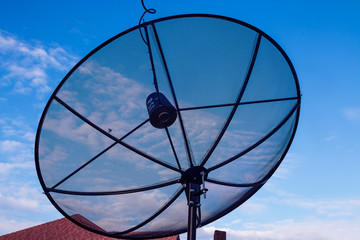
[
  {"left": 187, "top": 182, "right": 200, "bottom": 240},
  {"left": 182, "top": 166, "right": 208, "bottom": 240}
]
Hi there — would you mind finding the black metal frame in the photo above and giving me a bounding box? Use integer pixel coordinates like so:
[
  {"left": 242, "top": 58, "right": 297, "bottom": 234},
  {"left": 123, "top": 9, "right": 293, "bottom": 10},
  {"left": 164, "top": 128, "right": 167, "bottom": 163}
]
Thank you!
[
  {"left": 199, "top": 33, "right": 262, "bottom": 168},
  {"left": 151, "top": 23, "right": 195, "bottom": 168},
  {"left": 35, "top": 13, "right": 301, "bottom": 239}
]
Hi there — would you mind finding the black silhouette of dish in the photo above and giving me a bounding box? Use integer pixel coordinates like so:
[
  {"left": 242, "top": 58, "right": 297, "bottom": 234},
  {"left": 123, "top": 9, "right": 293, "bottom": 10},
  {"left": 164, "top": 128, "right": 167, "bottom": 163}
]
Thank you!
[{"left": 35, "top": 14, "right": 301, "bottom": 239}]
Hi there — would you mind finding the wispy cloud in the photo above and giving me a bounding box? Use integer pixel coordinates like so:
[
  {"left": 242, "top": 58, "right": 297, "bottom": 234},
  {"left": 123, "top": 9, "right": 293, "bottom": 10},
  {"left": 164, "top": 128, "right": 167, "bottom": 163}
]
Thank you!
[
  {"left": 197, "top": 218, "right": 360, "bottom": 240},
  {"left": 0, "top": 163, "right": 60, "bottom": 235},
  {"left": 197, "top": 196, "right": 360, "bottom": 239},
  {"left": 0, "top": 140, "right": 23, "bottom": 152},
  {"left": 54, "top": 186, "right": 180, "bottom": 233},
  {"left": 0, "top": 117, "right": 35, "bottom": 163},
  {"left": 183, "top": 194, "right": 360, "bottom": 240},
  {"left": 0, "top": 117, "right": 33, "bottom": 139},
  {"left": 324, "top": 134, "right": 336, "bottom": 141},
  {"left": 0, "top": 115, "right": 59, "bottom": 235},
  {"left": 282, "top": 198, "right": 360, "bottom": 218},
  {"left": 250, "top": 184, "right": 360, "bottom": 220},
  {"left": 0, "top": 30, "right": 77, "bottom": 98},
  {"left": 0, "top": 183, "right": 59, "bottom": 235},
  {"left": 342, "top": 107, "right": 360, "bottom": 122},
  {"left": 0, "top": 30, "right": 77, "bottom": 236},
  {"left": 0, "top": 217, "right": 42, "bottom": 236},
  {"left": 0, "top": 161, "right": 33, "bottom": 175}
]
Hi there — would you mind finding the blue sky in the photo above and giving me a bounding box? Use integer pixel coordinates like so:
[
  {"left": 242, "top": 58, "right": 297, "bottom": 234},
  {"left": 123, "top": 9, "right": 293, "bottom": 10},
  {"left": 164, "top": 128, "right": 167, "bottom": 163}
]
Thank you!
[{"left": 0, "top": 0, "right": 359, "bottom": 239}]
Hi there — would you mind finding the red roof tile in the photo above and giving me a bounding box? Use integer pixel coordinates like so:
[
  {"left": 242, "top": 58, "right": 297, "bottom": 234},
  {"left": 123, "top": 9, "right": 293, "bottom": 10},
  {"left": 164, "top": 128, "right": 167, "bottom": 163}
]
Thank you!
[{"left": 0, "top": 216, "right": 179, "bottom": 240}]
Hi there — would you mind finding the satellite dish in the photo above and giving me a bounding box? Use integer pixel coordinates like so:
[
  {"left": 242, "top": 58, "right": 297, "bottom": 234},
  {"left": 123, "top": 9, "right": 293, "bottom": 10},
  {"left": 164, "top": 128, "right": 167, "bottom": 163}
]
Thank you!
[{"left": 35, "top": 14, "right": 300, "bottom": 240}]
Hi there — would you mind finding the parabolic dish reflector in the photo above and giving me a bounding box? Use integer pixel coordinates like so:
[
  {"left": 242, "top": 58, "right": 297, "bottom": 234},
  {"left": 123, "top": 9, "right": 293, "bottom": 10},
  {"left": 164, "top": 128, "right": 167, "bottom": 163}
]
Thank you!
[{"left": 35, "top": 14, "right": 301, "bottom": 239}]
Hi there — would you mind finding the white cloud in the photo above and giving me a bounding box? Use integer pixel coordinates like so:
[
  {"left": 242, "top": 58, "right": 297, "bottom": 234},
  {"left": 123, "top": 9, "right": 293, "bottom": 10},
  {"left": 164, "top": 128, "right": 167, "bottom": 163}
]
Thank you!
[
  {"left": 0, "top": 117, "right": 36, "bottom": 171},
  {"left": 0, "top": 181, "right": 55, "bottom": 218},
  {"left": 0, "top": 192, "right": 40, "bottom": 212},
  {"left": 54, "top": 187, "right": 177, "bottom": 232},
  {"left": 0, "top": 33, "right": 17, "bottom": 49},
  {"left": 51, "top": 61, "right": 150, "bottom": 147},
  {"left": 0, "top": 30, "right": 186, "bottom": 237},
  {"left": 22, "top": 131, "right": 35, "bottom": 142},
  {"left": 0, "top": 140, "right": 23, "bottom": 152},
  {"left": 269, "top": 152, "right": 299, "bottom": 180},
  {"left": 0, "top": 127, "right": 34, "bottom": 164},
  {"left": 198, "top": 184, "right": 360, "bottom": 240},
  {"left": 0, "top": 117, "right": 35, "bottom": 142},
  {"left": 0, "top": 142, "right": 33, "bottom": 164},
  {"left": 342, "top": 107, "right": 360, "bottom": 122},
  {"left": 0, "top": 30, "right": 77, "bottom": 98},
  {"left": 324, "top": 134, "right": 336, "bottom": 141},
  {"left": 0, "top": 117, "right": 35, "bottom": 165},
  {"left": 0, "top": 217, "right": 42, "bottom": 236},
  {"left": 145, "top": 197, "right": 187, "bottom": 231},
  {"left": 245, "top": 185, "right": 360, "bottom": 220},
  {"left": 282, "top": 198, "right": 360, "bottom": 218},
  {"left": 196, "top": 218, "right": 360, "bottom": 240},
  {"left": 0, "top": 181, "right": 59, "bottom": 235},
  {"left": 237, "top": 200, "right": 267, "bottom": 216},
  {"left": 42, "top": 109, "right": 104, "bottom": 149},
  {"left": 0, "top": 161, "right": 33, "bottom": 174},
  {"left": 75, "top": 61, "right": 149, "bottom": 119}
]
